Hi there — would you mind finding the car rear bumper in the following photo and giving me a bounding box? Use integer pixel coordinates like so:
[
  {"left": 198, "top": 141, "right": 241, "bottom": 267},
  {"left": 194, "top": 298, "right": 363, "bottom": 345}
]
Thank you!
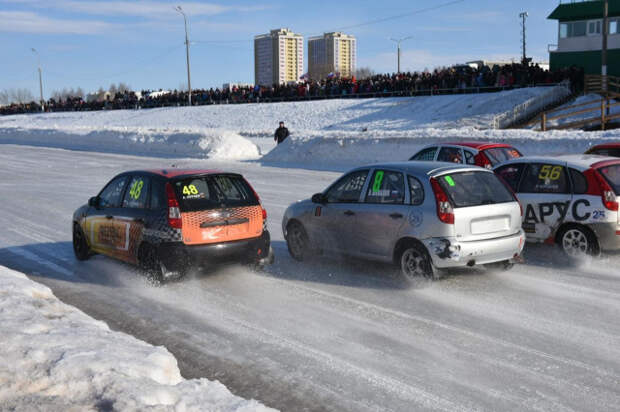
[
  {"left": 157, "top": 230, "right": 271, "bottom": 269},
  {"left": 423, "top": 230, "right": 525, "bottom": 269},
  {"left": 589, "top": 222, "right": 620, "bottom": 251}
]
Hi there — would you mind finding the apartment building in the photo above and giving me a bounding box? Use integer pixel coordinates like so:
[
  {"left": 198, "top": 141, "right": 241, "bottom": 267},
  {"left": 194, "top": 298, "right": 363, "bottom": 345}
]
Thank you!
[
  {"left": 308, "top": 32, "right": 357, "bottom": 80},
  {"left": 254, "top": 28, "right": 304, "bottom": 86}
]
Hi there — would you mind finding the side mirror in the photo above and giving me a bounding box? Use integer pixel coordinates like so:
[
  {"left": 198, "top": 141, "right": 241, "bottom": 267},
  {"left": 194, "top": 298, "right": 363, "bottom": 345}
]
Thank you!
[
  {"left": 311, "top": 193, "right": 326, "bottom": 204},
  {"left": 88, "top": 196, "right": 100, "bottom": 208}
]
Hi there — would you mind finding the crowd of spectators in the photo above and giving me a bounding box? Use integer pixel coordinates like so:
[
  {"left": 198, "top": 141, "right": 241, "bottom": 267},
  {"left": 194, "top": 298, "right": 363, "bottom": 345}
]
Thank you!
[{"left": 1, "top": 63, "right": 584, "bottom": 116}]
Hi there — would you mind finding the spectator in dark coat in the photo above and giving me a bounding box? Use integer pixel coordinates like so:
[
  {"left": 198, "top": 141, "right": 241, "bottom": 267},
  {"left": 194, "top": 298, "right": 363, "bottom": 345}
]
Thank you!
[{"left": 274, "top": 121, "right": 290, "bottom": 144}]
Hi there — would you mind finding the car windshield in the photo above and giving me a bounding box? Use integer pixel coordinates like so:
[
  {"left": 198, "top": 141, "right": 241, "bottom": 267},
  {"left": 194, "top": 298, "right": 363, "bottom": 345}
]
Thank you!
[
  {"left": 598, "top": 164, "right": 620, "bottom": 195},
  {"left": 437, "top": 171, "right": 514, "bottom": 208},
  {"left": 483, "top": 147, "right": 522, "bottom": 165},
  {"left": 173, "top": 174, "right": 259, "bottom": 212}
]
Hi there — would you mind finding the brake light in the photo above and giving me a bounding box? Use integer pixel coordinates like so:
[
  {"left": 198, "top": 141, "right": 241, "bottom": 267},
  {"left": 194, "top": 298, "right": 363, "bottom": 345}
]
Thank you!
[
  {"left": 474, "top": 152, "right": 492, "bottom": 169},
  {"left": 430, "top": 177, "right": 454, "bottom": 224},
  {"left": 262, "top": 208, "right": 267, "bottom": 220},
  {"left": 593, "top": 171, "right": 619, "bottom": 211},
  {"left": 165, "top": 183, "right": 182, "bottom": 228}
]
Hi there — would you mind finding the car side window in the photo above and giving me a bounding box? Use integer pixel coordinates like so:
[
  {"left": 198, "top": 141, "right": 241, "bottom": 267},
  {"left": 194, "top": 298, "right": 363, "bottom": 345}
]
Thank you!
[
  {"left": 495, "top": 164, "right": 524, "bottom": 192},
  {"left": 569, "top": 168, "right": 588, "bottom": 194},
  {"left": 122, "top": 176, "right": 149, "bottom": 209},
  {"left": 365, "top": 170, "right": 405, "bottom": 204},
  {"left": 149, "top": 178, "right": 166, "bottom": 210},
  {"left": 437, "top": 147, "right": 463, "bottom": 163},
  {"left": 410, "top": 147, "right": 437, "bottom": 161},
  {"left": 326, "top": 170, "right": 368, "bottom": 203},
  {"left": 408, "top": 176, "right": 425, "bottom": 205},
  {"left": 464, "top": 150, "right": 476, "bottom": 165},
  {"left": 519, "top": 163, "right": 569, "bottom": 194},
  {"left": 98, "top": 176, "right": 128, "bottom": 208}
]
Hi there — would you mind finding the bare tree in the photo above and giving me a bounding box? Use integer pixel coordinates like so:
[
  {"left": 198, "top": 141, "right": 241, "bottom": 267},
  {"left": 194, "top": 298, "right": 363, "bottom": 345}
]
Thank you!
[
  {"left": 5, "top": 88, "right": 35, "bottom": 104},
  {"left": 355, "top": 67, "right": 376, "bottom": 80}
]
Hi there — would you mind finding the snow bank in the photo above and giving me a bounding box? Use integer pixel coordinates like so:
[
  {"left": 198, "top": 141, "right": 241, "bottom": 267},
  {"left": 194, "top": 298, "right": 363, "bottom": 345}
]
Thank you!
[
  {"left": 0, "top": 127, "right": 260, "bottom": 161},
  {"left": 262, "top": 127, "right": 620, "bottom": 169},
  {"left": 0, "top": 266, "right": 274, "bottom": 412}
]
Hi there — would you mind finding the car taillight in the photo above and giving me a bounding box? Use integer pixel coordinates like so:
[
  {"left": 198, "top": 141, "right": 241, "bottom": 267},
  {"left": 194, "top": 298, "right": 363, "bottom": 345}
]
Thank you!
[
  {"left": 430, "top": 177, "right": 454, "bottom": 224},
  {"left": 474, "top": 152, "right": 492, "bottom": 169},
  {"left": 594, "top": 171, "right": 619, "bottom": 211},
  {"left": 165, "top": 183, "right": 182, "bottom": 229},
  {"left": 262, "top": 208, "right": 267, "bottom": 220}
]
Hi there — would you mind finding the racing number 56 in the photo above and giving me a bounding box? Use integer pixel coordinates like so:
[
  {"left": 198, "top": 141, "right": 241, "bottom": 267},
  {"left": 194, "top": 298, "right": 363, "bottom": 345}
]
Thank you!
[{"left": 539, "top": 165, "right": 562, "bottom": 181}]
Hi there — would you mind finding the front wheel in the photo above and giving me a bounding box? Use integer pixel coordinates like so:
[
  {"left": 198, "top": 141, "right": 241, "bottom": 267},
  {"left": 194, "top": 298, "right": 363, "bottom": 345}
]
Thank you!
[
  {"left": 557, "top": 225, "right": 599, "bottom": 259},
  {"left": 286, "top": 222, "right": 309, "bottom": 261},
  {"left": 73, "top": 224, "right": 91, "bottom": 261},
  {"left": 399, "top": 244, "right": 433, "bottom": 280}
]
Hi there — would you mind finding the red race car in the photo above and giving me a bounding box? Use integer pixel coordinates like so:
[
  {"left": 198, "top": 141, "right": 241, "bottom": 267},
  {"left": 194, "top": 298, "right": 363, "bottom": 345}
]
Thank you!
[
  {"left": 585, "top": 142, "right": 620, "bottom": 158},
  {"left": 410, "top": 142, "right": 522, "bottom": 169}
]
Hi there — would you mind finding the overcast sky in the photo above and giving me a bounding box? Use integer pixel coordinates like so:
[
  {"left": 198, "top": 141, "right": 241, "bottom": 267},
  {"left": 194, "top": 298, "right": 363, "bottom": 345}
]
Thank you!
[{"left": 0, "top": 0, "right": 559, "bottom": 97}]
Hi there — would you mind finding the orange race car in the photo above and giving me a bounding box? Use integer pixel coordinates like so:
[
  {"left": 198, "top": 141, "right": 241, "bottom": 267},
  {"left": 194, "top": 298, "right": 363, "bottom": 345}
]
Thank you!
[{"left": 72, "top": 169, "right": 273, "bottom": 281}]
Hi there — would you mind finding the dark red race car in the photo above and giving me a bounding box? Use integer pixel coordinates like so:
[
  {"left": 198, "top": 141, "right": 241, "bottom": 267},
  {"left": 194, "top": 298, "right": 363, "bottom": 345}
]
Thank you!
[
  {"left": 409, "top": 142, "right": 522, "bottom": 169},
  {"left": 585, "top": 142, "right": 620, "bottom": 158}
]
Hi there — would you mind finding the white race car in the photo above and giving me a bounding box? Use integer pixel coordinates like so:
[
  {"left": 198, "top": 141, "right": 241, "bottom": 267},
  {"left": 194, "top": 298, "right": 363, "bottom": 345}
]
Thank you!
[{"left": 494, "top": 155, "right": 620, "bottom": 257}]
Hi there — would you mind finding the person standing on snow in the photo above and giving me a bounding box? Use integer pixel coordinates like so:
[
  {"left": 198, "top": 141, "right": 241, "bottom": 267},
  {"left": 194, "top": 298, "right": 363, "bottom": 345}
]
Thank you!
[{"left": 274, "top": 121, "right": 290, "bottom": 144}]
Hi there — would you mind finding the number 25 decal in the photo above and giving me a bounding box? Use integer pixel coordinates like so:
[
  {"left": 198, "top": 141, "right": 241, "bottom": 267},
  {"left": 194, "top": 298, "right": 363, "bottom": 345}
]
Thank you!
[
  {"left": 182, "top": 184, "right": 199, "bottom": 195},
  {"left": 538, "top": 165, "right": 562, "bottom": 181}
]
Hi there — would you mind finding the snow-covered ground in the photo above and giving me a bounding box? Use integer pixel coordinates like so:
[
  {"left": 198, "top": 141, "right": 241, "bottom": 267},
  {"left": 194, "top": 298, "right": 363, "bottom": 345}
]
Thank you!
[
  {"left": 1, "top": 144, "right": 620, "bottom": 411},
  {"left": 0, "top": 265, "right": 273, "bottom": 411}
]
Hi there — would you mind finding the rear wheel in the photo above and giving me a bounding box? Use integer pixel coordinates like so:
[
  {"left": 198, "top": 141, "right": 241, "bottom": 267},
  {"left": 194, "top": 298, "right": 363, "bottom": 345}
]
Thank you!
[
  {"left": 557, "top": 225, "right": 599, "bottom": 259},
  {"left": 138, "top": 243, "right": 187, "bottom": 283},
  {"left": 286, "top": 221, "right": 309, "bottom": 261},
  {"left": 399, "top": 243, "right": 433, "bottom": 280},
  {"left": 72, "top": 224, "right": 91, "bottom": 261}
]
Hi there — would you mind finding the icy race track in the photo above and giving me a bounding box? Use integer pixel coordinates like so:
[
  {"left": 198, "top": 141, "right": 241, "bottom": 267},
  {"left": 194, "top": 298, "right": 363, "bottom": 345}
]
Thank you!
[{"left": 1, "top": 144, "right": 620, "bottom": 412}]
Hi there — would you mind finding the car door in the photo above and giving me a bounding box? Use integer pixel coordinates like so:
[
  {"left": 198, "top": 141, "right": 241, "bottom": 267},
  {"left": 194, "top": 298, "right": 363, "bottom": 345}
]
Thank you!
[
  {"left": 353, "top": 169, "right": 410, "bottom": 259},
  {"left": 119, "top": 174, "right": 151, "bottom": 264},
  {"left": 85, "top": 175, "right": 130, "bottom": 259},
  {"left": 313, "top": 169, "right": 369, "bottom": 254},
  {"left": 515, "top": 162, "right": 572, "bottom": 241}
]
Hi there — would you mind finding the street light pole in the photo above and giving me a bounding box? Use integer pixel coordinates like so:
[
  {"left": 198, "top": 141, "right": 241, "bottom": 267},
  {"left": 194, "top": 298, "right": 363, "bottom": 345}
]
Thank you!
[
  {"left": 31, "top": 48, "right": 44, "bottom": 112},
  {"left": 389, "top": 36, "right": 413, "bottom": 74},
  {"left": 602, "top": 0, "right": 608, "bottom": 91},
  {"left": 175, "top": 6, "right": 192, "bottom": 106},
  {"left": 519, "top": 12, "right": 528, "bottom": 65}
]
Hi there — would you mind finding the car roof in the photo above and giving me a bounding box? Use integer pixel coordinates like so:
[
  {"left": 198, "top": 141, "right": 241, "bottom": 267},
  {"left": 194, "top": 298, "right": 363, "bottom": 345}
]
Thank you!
[
  {"left": 588, "top": 142, "right": 620, "bottom": 150},
  {"left": 443, "top": 141, "right": 515, "bottom": 150},
  {"left": 139, "top": 168, "right": 223, "bottom": 178},
  {"left": 348, "top": 161, "right": 486, "bottom": 176},
  {"left": 494, "top": 154, "right": 620, "bottom": 171}
]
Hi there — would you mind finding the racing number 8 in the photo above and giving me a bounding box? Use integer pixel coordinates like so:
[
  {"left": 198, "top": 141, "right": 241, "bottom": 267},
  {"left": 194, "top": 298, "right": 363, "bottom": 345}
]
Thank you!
[
  {"left": 182, "top": 184, "right": 199, "bottom": 196},
  {"left": 538, "top": 165, "right": 562, "bottom": 181},
  {"left": 129, "top": 179, "right": 144, "bottom": 200}
]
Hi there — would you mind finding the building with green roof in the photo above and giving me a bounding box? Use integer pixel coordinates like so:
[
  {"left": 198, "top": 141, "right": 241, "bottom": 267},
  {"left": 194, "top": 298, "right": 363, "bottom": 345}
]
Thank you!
[{"left": 548, "top": 0, "right": 620, "bottom": 76}]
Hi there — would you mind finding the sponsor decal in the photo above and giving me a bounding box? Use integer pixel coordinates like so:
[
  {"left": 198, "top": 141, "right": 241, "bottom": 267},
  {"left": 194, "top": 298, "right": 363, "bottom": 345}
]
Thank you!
[{"left": 524, "top": 200, "right": 593, "bottom": 224}]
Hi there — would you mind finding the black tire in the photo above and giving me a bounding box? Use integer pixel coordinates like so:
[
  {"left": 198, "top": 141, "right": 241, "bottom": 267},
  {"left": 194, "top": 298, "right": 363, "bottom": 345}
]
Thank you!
[
  {"left": 286, "top": 221, "right": 309, "bottom": 261},
  {"left": 484, "top": 260, "right": 514, "bottom": 272},
  {"left": 138, "top": 243, "right": 164, "bottom": 283},
  {"left": 72, "top": 223, "right": 91, "bottom": 261},
  {"left": 556, "top": 224, "right": 599, "bottom": 258},
  {"left": 399, "top": 243, "right": 434, "bottom": 280}
]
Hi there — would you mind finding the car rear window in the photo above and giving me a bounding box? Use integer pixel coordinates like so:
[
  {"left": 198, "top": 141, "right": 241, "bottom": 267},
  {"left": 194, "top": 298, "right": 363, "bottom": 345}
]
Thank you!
[
  {"left": 437, "top": 171, "right": 514, "bottom": 208},
  {"left": 173, "top": 174, "right": 259, "bottom": 211},
  {"left": 598, "top": 164, "right": 620, "bottom": 194},
  {"left": 483, "top": 147, "right": 522, "bottom": 165},
  {"left": 589, "top": 148, "right": 620, "bottom": 157}
]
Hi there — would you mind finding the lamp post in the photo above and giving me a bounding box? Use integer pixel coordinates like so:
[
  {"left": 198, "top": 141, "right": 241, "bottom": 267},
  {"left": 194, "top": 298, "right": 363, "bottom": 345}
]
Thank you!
[
  {"left": 519, "top": 12, "right": 529, "bottom": 65},
  {"left": 175, "top": 6, "right": 192, "bottom": 106},
  {"left": 389, "top": 36, "right": 413, "bottom": 74},
  {"left": 602, "top": 0, "right": 608, "bottom": 91},
  {"left": 31, "top": 48, "right": 44, "bottom": 111}
]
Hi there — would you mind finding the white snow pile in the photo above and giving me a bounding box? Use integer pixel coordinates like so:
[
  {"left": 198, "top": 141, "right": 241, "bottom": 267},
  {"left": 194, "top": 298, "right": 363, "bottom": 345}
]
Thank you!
[
  {"left": 0, "top": 126, "right": 260, "bottom": 161},
  {"left": 0, "top": 266, "right": 274, "bottom": 412}
]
